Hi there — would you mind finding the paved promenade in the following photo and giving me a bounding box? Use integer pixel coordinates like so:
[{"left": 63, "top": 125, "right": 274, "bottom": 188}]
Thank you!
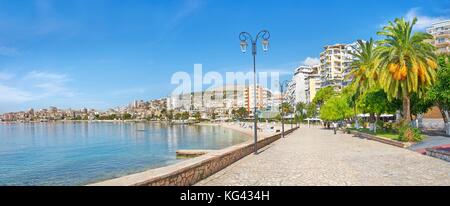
[{"left": 197, "top": 126, "right": 450, "bottom": 186}]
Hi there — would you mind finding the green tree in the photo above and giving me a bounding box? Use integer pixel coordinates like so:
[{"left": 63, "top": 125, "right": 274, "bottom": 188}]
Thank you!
[
  {"left": 319, "top": 96, "right": 353, "bottom": 122},
  {"left": 122, "top": 113, "right": 132, "bottom": 120},
  {"left": 174, "top": 113, "right": 181, "bottom": 120},
  {"left": 349, "top": 39, "right": 380, "bottom": 92},
  {"left": 193, "top": 111, "right": 201, "bottom": 121},
  {"left": 410, "top": 92, "right": 433, "bottom": 119},
  {"left": 376, "top": 17, "right": 437, "bottom": 123},
  {"left": 109, "top": 114, "right": 117, "bottom": 120},
  {"left": 427, "top": 55, "right": 450, "bottom": 135},
  {"left": 295, "top": 102, "right": 307, "bottom": 122},
  {"left": 357, "top": 89, "right": 397, "bottom": 132},
  {"left": 166, "top": 110, "right": 174, "bottom": 120},
  {"left": 181, "top": 111, "right": 190, "bottom": 120},
  {"left": 306, "top": 103, "right": 318, "bottom": 118},
  {"left": 312, "top": 86, "right": 337, "bottom": 107},
  {"left": 232, "top": 107, "right": 249, "bottom": 120},
  {"left": 280, "top": 102, "right": 293, "bottom": 114}
]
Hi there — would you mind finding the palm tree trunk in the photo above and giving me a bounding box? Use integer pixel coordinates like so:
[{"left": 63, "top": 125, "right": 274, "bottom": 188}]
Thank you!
[{"left": 403, "top": 95, "right": 411, "bottom": 124}]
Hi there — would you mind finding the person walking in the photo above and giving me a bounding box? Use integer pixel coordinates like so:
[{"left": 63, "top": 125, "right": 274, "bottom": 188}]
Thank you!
[{"left": 333, "top": 122, "right": 337, "bottom": 135}]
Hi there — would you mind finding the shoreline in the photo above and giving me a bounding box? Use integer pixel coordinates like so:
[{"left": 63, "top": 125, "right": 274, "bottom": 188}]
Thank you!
[{"left": 89, "top": 122, "right": 297, "bottom": 186}]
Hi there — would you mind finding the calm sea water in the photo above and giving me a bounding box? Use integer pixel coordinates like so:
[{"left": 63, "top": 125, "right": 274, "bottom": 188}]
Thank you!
[{"left": 0, "top": 122, "right": 248, "bottom": 185}]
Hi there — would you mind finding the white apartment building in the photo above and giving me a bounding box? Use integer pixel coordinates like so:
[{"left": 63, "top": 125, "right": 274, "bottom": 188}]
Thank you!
[
  {"left": 426, "top": 20, "right": 450, "bottom": 54},
  {"left": 246, "top": 85, "right": 273, "bottom": 116},
  {"left": 319, "top": 43, "right": 357, "bottom": 91},
  {"left": 166, "top": 84, "right": 273, "bottom": 116},
  {"left": 285, "top": 80, "right": 296, "bottom": 106},
  {"left": 286, "top": 64, "right": 322, "bottom": 105},
  {"left": 293, "top": 66, "right": 310, "bottom": 104},
  {"left": 305, "top": 65, "right": 321, "bottom": 104}
]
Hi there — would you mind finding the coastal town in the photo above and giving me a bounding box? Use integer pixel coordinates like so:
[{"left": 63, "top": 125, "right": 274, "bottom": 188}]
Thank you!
[
  {"left": 1, "top": 20, "right": 448, "bottom": 130},
  {"left": 1, "top": 0, "right": 450, "bottom": 191}
]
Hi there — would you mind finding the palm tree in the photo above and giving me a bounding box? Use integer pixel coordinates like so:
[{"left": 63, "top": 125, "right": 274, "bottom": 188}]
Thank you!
[
  {"left": 349, "top": 38, "right": 380, "bottom": 128},
  {"left": 349, "top": 38, "right": 380, "bottom": 93},
  {"left": 376, "top": 17, "right": 437, "bottom": 123}
]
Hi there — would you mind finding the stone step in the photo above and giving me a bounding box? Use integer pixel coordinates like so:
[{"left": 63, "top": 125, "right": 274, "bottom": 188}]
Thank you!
[{"left": 176, "top": 150, "right": 216, "bottom": 158}]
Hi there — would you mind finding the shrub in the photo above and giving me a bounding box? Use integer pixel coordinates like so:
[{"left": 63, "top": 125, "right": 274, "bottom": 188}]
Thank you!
[
  {"left": 384, "top": 122, "right": 393, "bottom": 131},
  {"left": 398, "top": 125, "right": 423, "bottom": 142}
]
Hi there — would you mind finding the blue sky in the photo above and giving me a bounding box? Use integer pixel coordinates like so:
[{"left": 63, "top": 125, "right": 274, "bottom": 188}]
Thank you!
[{"left": 0, "top": 0, "right": 449, "bottom": 112}]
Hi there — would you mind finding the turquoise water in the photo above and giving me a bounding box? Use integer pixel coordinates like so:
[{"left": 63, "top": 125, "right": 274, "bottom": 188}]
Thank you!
[{"left": 0, "top": 122, "right": 248, "bottom": 185}]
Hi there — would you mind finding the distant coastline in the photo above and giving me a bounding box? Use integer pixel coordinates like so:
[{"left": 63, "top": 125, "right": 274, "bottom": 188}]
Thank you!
[{"left": 0, "top": 119, "right": 167, "bottom": 123}]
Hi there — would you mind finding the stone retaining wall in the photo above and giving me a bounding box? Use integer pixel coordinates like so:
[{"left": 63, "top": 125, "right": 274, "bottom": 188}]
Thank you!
[
  {"left": 426, "top": 148, "right": 450, "bottom": 162},
  {"left": 352, "top": 131, "right": 411, "bottom": 148},
  {"left": 90, "top": 127, "right": 298, "bottom": 186}
]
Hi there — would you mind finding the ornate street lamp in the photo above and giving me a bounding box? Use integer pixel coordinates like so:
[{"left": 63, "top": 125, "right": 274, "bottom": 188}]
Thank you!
[{"left": 239, "top": 30, "right": 270, "bottom": 155}]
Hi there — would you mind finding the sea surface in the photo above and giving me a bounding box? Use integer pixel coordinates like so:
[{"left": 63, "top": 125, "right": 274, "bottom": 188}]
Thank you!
[{"left": 0, "top": 122, "right": 248, "bottom": 185}]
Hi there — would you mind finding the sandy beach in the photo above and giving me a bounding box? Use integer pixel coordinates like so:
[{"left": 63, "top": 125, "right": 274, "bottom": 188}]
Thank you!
[{"left": 198, "top": 121, "right": 297, "bottom": 139}]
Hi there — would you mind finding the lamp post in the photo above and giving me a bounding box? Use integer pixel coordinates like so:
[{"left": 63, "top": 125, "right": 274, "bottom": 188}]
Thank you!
[
  {"left": 279, "top": 80, "right": 290, "bottom": 138},
  {"left": 239, "top": 30, "right": 270, "bottom": 155}
]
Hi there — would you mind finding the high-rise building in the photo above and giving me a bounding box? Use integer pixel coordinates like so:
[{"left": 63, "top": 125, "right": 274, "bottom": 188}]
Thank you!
[
  {"left": 319, "top": 43, "right": 357, "bottom": 91},
  {"left": 305, "top": 65, "right": 321, "bottom": 104},
  {"left": 426, "top": 20, "right": 450, "bottom": 54},
  {"left": 286, "top": 66, "right": 312, "bottom": 105},
  {"left": 246, "top": 85, "right": 272, "bottom": 115},
  {"left": 286, "top": 64, "right": 322, "bottom": 105},
  {"left": 166, "top": 84, "right": 273, "bottom": 115}
]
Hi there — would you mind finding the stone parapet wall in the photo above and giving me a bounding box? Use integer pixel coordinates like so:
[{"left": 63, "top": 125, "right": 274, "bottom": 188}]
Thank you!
[{"left": 90, "top": 127, "right": 298, "bottom": 186}]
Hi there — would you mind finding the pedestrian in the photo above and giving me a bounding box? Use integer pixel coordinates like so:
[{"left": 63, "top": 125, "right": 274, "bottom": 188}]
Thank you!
[{"left": 333, "top": 122, "right": 337, "bottom": 135}]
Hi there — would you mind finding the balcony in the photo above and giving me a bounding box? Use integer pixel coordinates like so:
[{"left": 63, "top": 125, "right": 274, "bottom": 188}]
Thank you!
[
  {"left": 435, "top": 40, "right": 450, "bottom": 46},
  {"left": 435, "top": 31, "right": 450, "bottom": 38}
]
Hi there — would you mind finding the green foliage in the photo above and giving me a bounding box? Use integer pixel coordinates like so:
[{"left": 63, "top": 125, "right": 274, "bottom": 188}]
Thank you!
[
  {"left": 376, "top": 17, "right": 437, "bottom": 121},
  {"left": 122, "top": 113, "right": 132, "bottom": 120},
  {"left": 427, "top": 55, "right": 450, "bottom": 112},
  {"left": 357, "top": 89, "right": 397, "bottom": 115},
  {"left": 295, "top": 102, "right": 307, "bottom": 121},
  {"left": 181, "top": 111, "right": 190, "bottom": 120},
  {"left": 232, "top": 107, "right": 249, "bottom": 120},
  {"left": 349, "top": 38, "right": 380, "bottom": 93},
  {"left": 410, "top": 92, "right": 433, "bottom": 116},
  {"left": 306, "top": 103, "right": 318, "bottom": 118},
  {"left": 319, "top": 96, "right": 353, "bottom": 121},
  {"left": 174, "top": 113, "right": 181, "bottom": 120},
  {"left": 398, "top": 125, "right": 423, "bottom": 142},
  {"left": 377, "top": 17, "right": 437, "bottom": 100},
  {"left": 193, "top": 112, "right": 201, "bottom": 121},
  {"left": 280, "top": 102, "right": 293, "bottom": 114},
  {"left": 166, "top": 110, "right": 174, "bottom": 120},
  {"left": 312, "top": 86, "right": 337, "bottom": 106},
  {"left": 211, "top": 112, "right": 217, "bottom": 120}
]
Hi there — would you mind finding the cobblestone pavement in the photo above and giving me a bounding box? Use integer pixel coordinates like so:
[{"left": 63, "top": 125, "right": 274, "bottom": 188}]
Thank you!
[{"left": 197, "top": 127, "right": 450, "bottom": 186}]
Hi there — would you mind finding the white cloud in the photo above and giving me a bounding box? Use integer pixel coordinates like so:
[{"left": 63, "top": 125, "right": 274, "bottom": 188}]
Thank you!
[
  {"left": 0, "top": 84, "right": 34, "bottom": 103},
  {"left": 302, "top": 57, "right": 320, "bottom": 66},
  {"left": 24, "top": 71, "right": 75, "bottom": 98},
  {"left": 405, "top": 8, "right": 448, "bottom": 30},
  {"left": 24, "top": 71, "right": 69, "bottom": 82},
  {"left": 0, "top": 46, "right": 20, "bottom": 56},
  {"left": 0, "top": 71, "right": 76, "bottom": 104}
]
